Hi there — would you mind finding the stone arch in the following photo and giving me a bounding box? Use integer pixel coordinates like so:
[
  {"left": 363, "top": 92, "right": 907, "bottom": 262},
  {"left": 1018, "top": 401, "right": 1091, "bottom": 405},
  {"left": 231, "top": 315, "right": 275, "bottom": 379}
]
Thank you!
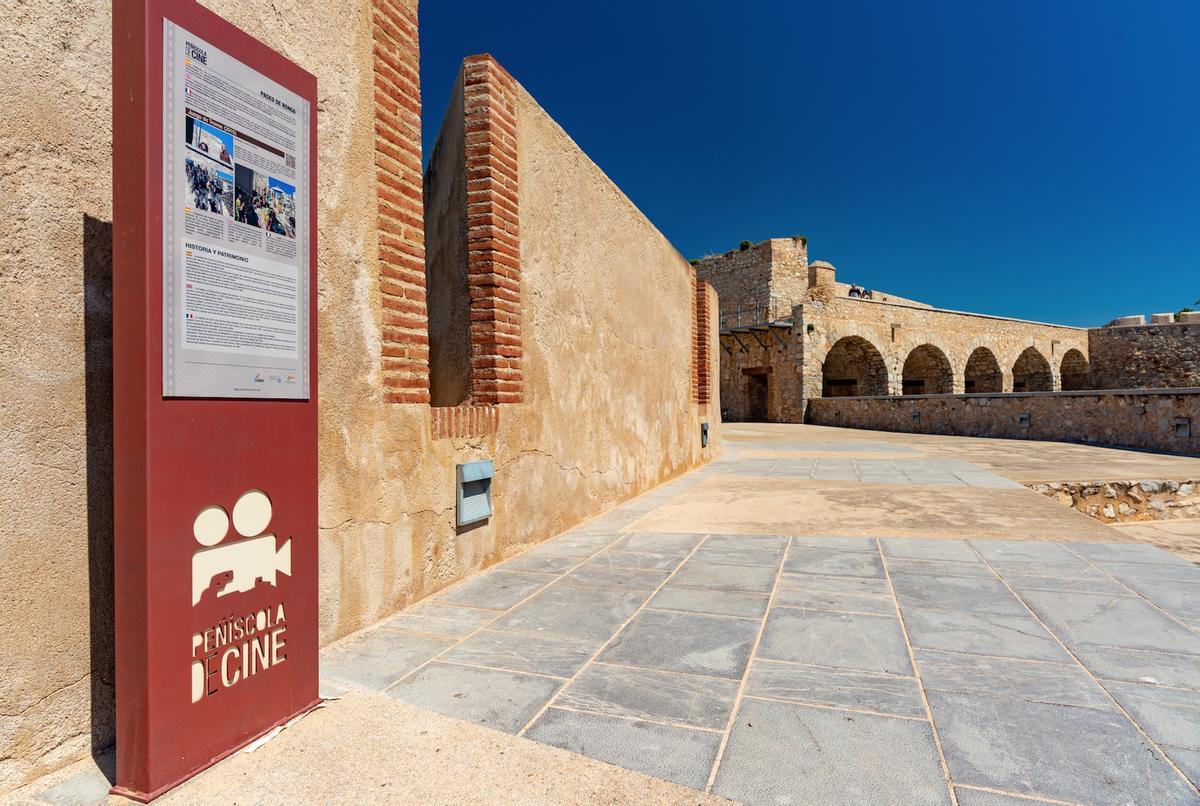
[
  {"left": 1012, "top": 346, "right": 1053, "bottom": 392},
  {"left": 822, "top": 336, "right": 890, "bottom": 397},
  {"left": 901, "top": 344, "right": 954, "bottom": 395},
  {"left": 1060, "top": 349, "right": 1089, "bottom": 391},
  {"left": 963, "top": 347, "right": 1003, "bottom": 393}
]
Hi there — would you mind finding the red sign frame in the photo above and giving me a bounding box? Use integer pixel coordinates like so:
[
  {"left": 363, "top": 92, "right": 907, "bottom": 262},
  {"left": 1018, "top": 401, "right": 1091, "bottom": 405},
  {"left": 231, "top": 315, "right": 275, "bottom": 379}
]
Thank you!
[{"left": 112, "top": 0, "right": 318, "bottom": 799}]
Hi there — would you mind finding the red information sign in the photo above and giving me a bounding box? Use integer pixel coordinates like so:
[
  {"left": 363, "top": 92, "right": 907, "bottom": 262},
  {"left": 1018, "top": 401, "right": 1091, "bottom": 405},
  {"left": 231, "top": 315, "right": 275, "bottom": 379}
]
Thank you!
[{"left": 113, "top": 0, "right": 318, "bottom": 798}]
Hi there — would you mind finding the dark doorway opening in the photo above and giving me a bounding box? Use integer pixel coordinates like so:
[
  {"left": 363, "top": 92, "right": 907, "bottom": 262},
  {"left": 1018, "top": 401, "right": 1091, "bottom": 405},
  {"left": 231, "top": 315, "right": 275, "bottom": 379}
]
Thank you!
[{"left": 747, "top": 373, "right": 769, "bottom": 421}]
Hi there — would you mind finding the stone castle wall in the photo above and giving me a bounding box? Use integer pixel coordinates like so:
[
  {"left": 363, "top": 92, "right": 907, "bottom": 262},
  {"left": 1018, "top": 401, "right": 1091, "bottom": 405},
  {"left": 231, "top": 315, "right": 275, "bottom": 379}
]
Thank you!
[
  {"left": 798, "top": 298, "right": 1089, "bottom": 400},
  {"left": 1089, "top": 323, "right": 1200, "bottom": 390},
  {"left": 807, "top": 391, "right": 1199, "bottom": 455},
  {"left": 719, "top": 296, "right": 1089, "bottom": 423},
  {"left": 719, "top": 324, "right": 801, "bottom": 423},
  {"left": 695, "top": 237, "right": 807, "bottom": 326}
]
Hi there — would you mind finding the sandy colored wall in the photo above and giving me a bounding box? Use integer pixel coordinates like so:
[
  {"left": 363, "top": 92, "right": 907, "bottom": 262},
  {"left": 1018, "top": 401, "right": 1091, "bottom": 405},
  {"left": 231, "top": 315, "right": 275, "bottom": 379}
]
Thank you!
[
  {"left": 0, "top": 2, "right": 716, "bottom": 794},
  {"left": 507, "top": 83, "right": 713, "bottom": 540},
  {"left": 807, "top": 390, "right": 1200, "bottom": 455},
  {"left": 1, "top": 1, "right": 116, "bottom": 791}
]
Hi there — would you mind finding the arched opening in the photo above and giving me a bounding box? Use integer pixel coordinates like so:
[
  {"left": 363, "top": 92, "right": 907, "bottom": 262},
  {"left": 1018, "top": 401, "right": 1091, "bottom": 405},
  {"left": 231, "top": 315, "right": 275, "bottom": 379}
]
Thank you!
[
  {"left": 964, "top": 347, "right": 1003, "bottom": 393},
  {"left": 1060, "top": 349, "right": 1089, "bottom": 391},
  {"left": 901, "top": 344, "right": 953, "bottom": 395},
  {"left": 1012, "top": 347, "right": 1052, "bottom": 392},
  {"left": 822, "top": 336, "right": 889, "bottom": 397}
]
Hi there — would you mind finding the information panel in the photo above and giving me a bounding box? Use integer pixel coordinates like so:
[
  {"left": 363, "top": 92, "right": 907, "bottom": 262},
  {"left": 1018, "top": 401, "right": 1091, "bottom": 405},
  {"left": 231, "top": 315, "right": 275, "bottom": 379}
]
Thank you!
[
  {"left": 113, "top": 0, "right": 319, "bottom": 799},
  {"left": 162, "top": 20, "right": 310, "bottom": 399}
]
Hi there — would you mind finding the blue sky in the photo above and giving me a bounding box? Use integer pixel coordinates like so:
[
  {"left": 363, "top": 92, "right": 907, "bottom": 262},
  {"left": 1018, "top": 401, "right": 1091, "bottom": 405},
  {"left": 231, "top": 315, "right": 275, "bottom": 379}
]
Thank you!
[{"left": 420, "top": 1, "right": 1199, "bottom": 327}]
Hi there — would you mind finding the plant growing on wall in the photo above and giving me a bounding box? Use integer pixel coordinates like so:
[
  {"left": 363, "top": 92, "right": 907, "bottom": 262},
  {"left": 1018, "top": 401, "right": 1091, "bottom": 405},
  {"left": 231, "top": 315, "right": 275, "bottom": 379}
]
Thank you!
[{"left": 739, "top": 240, "right": 753, "bottom": 250}]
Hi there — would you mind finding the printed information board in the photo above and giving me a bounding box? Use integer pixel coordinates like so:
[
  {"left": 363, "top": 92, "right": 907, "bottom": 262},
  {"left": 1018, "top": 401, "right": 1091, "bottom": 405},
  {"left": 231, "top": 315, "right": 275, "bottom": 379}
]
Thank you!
[
  {"left": 113, "top": 1, "right": 319, "bottom": 799},
  {"left": 162, "top": 20, "right": 310, "bottom": 399}
]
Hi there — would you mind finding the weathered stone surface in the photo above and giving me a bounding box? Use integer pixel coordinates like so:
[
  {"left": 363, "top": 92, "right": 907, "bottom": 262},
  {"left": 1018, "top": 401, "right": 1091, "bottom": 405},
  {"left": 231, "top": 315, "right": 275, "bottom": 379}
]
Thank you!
[
  {"left": 927, "top": 689, "right": 1196, "bottom": 804},
  {"left": 387, "top": 662, "right": 563, "bottom": 733},
  {"left": 758, "top": 608, "right": 913, "bottom": 675},
  {"left": 808, "top": 392, "right": 1199, "bottom": 455},
  {"left": 525, "top": 708, "right": 722, "bottom": 790},
  {"left": 746, "top": 659, "right": 926, "bottom": 717},
  {"left": 712, "top": 698, "right": 951, "bottom": 806},
  {"left": 600, "top": 609, "right": 760, "bottom": 679},
  {"left": 1090, "top": 322, "right": 1200, "bottom": 390},
  {"left": 439, "top": 629, "right": 598, "bottom": 679},
  {"left": 555, "top": 663, "right": 739, "bottom": 730}
]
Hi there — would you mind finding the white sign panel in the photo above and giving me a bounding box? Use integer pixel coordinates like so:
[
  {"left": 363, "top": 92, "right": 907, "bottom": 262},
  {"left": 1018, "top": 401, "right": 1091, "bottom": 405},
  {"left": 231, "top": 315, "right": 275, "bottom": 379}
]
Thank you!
[{"left": 162, "top": 21, "right": 310, "bottom": 399}]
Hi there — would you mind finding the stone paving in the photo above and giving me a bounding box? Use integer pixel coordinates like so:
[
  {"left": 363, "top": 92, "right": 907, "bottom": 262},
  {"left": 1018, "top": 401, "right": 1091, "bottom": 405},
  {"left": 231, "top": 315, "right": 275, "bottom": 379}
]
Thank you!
[
  {"left": 318, "top": 439, "right": 1200, "bottom": 806},
  {"left": 718, "top": 455, "right": 1024, "bottom": 487},
  {"left": 12, "top": 427, "right": 1200, "bottom": 805}
]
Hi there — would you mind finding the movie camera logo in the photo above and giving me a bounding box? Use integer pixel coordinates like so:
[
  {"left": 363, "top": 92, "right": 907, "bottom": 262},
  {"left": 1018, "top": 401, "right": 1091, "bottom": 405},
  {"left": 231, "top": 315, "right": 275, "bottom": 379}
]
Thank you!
[{"left": 190, "top": 490, "right": 292, "bottom": 704}]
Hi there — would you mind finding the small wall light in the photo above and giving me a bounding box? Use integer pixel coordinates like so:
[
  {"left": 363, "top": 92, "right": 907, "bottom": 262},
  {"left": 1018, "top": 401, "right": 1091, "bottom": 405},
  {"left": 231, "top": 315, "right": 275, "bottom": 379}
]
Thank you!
[
  {"left": 701, "top": 422, "right": 710, "bottom": 448},
  {"left": 456, "top": 460, "right": 494, "bottom": 526},
  {"left": 911, "top": 411, "right": 921, "bottom": 424},
  {"left": 1174, "top": 418, "right": 1192, "bottom": 439},
  {"left": 1019, "top": 413, "right": 1032, "bottom": 428}
]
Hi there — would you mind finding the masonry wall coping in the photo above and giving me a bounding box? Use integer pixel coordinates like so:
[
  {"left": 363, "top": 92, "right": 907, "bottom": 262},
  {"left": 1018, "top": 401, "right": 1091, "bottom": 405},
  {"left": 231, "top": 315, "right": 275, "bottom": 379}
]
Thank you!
[
  {"left": 803, "top": 297, "right": 1090, "bottom": 332},
  {"left": 809, "top": 388, "right": 1200, "bottom": 401}
]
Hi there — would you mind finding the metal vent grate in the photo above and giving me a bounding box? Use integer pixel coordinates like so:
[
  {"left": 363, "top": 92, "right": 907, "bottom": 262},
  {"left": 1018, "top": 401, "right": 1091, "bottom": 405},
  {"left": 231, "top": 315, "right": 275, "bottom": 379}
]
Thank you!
[{"left": 457, "top": 460, "right": 494, "bottom": 526}]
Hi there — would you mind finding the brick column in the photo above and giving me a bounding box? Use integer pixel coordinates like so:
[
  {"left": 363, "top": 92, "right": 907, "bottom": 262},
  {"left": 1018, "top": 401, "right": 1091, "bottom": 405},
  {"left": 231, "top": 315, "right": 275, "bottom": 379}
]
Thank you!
[
  {"left": 694, "top": 277, "right": 712, "bottom": 405},
  {"left": 463, "top": 54, "right": 523, "bottom": 405},
  {"left": 373, "top": 0, "right": 429, "bottom": 403}
]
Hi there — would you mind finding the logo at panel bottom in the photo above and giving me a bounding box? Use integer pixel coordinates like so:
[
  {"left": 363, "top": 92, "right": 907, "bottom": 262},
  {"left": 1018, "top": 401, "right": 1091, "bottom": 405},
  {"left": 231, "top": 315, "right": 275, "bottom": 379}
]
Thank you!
[{"left": 189, "top": 490, "right": 292, "bottom": 703}]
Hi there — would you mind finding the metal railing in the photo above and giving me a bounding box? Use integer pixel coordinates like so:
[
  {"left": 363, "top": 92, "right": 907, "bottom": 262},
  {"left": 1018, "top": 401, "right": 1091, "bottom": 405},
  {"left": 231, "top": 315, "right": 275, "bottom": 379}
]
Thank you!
[{"left": 719, "top": 297, "right": 798, "bottom": 330}]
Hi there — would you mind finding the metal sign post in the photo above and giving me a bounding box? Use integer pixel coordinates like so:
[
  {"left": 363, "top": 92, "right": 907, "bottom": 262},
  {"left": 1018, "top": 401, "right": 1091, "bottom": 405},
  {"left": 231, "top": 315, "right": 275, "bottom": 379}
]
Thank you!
[{"left": 112, "top": 0, "right": 318, "bottom": 798}]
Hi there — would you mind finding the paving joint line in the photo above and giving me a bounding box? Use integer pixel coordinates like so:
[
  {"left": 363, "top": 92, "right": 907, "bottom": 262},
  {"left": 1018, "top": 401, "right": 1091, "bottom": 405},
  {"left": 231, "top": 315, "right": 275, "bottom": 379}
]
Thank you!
[
  {"left": 1061, "top": 544, "right": 1200, "bottom": 639},
  {"left": 769, "top": 602, "right": 897, "bottom": 619},
  {"left": 380, "top": 530, "right": 633, "bottom": 695},
  {"left": 541, "top": 703, "right": 726, "bottom": 735},
  {"left": 424, "top": 658, "right": 570, "bottom": 682},
  {"left": 703, "top": 536, "right": 790, "bottom": 793},
  {"left": 752, "top": 655, "right": 918, "bottom": 679},
  {"left": 584, "top": 658, "right": 746, "bottom": 684},
  {"left": 967, "top": 541, "right": 1200, "bottom": 798},
  {"left": 877, "top": 537, "right": 960, "bottom": 806},
  {"left": 374, "top": 464, "right": 719, "bottom": 693},
  {"left": 739, "top": 694, "right": 928, "bottom": 723},
  {"left": 513, "top": 534, "right": 715, "bottom": 737},
  {"left": 641, "top": 605, "right": 763, "bottom": 622},
  {"left": 953, "top": 782, "right": 1082, "bottom": 805}
]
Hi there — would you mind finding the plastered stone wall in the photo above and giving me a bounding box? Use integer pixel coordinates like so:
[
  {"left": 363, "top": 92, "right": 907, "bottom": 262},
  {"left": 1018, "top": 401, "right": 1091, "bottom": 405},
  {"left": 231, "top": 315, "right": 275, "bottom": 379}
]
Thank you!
[
  {"left": 1089, "top": 323, "right": 1200, "bottom": 390},
  {"left": 0, "top": 1, "right": 716, "bottom": 792},
  {"left": 807, "top": 391, "right": 1200, "bottom": 456}
]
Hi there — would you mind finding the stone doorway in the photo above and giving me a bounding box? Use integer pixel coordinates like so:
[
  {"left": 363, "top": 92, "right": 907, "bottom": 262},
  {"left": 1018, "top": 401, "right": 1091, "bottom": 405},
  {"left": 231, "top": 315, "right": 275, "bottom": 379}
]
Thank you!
[{"left": 746, "top": 372, "right": 769, "bottom": 421}]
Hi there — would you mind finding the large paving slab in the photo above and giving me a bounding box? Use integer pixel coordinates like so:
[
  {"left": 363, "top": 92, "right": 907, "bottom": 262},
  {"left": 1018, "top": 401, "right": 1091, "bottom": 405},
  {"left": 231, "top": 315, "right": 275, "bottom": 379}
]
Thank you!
[
  {"left": 711, "top": 697, "right": 952, "bottom": 806},
  {"left": 524, "top": 708, "right": 723, "bottom": 790}
]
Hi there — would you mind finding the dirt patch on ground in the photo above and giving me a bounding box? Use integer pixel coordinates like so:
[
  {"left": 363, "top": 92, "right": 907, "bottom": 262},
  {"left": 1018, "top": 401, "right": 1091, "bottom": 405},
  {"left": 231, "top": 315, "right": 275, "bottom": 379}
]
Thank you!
[{"left": 627, "top": 477, "right": 1120, "bottom": 542}]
